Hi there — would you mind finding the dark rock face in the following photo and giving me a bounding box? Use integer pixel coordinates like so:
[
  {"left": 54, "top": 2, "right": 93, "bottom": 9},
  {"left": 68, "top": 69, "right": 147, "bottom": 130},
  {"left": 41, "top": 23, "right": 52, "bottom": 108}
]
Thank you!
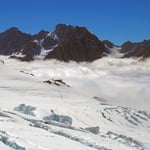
[
  {"left": 43, "top": 79, "right": 70, "bottom": 87},
  {"left": 1, "top": 25, "right": 150, "bottom": 61},
  {"left": 103, "top": 40, "right": 115, "bottom": 49},
  {"left": 123, "top": 40, "right": 150, "bottom": 59},
  {"left": 53, "top": 24, "right": 74, "bottom": 42},
  {"left": 0, "top": 27, "right": 31, "bottom": 55},
  {"left": 0, "top": 28, "right": 48, "bottom": 61},
  {"left": 0, "top": 24, "right": 108, "bottom": 62},
  {"left": 45, "top": 24, "right": 107, "bottom": 62},
  {"left": 22, "top": 41, "right": 41, "bottom": 56},
  {"left": 120, "top": 41, "right": 138, "bottom": 53},
  {"left": 33, "top": 30, "right": 49, "bottom": 40},
  {"left": 42, "top": 36, "right": 57, "bottom": 50}
]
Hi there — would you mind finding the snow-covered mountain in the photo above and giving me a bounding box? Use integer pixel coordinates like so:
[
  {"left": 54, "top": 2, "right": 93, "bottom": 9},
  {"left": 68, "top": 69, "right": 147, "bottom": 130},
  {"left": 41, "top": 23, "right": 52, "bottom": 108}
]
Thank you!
[{"left": 0, "top": 55, "right": 150, "bottom": 150}]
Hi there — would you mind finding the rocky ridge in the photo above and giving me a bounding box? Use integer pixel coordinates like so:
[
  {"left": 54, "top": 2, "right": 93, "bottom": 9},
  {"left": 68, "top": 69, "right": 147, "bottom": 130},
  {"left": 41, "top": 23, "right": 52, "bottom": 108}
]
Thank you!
[
  {"left": 0, "top": 24, "right": 149, "bottom": 61},
  {"left": 0, "top": 24, "right": 108, "bottom": 62}
]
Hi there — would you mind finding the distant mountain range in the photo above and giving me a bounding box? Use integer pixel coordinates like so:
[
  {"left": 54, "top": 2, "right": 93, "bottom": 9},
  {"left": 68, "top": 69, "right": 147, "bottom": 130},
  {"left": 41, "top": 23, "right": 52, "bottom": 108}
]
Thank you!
[
  {"left": 121, "top": 40, "right": 150, "bottom": 59},
  {"left": 0, "top": 24, "right": 149, "bottom": 62}
]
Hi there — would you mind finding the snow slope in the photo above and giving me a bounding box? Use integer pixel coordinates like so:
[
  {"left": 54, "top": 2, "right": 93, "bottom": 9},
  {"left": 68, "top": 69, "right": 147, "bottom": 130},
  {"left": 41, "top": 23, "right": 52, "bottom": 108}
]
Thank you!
[{"left": 0, "top": 56, "right": 150, "bottom": 150}]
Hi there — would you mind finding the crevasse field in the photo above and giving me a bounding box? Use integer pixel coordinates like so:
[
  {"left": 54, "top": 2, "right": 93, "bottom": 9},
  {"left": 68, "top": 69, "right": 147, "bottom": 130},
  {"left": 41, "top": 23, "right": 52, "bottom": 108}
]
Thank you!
[{"left": 0, "top": 55, "right": 150, "bottom": 150}]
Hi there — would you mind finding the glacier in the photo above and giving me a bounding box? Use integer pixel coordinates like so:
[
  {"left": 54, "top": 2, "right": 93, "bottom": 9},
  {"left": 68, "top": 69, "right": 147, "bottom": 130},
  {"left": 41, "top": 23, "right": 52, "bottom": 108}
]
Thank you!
[{"left": 0, "top": 55, "right": 150, "bottom": 150}]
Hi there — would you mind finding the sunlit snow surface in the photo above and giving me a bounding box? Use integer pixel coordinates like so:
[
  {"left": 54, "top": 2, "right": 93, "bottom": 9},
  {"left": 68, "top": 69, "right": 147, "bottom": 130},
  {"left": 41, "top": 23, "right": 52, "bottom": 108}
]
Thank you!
[{"left": 0, "top": 55, "right": 150, "bottom": 150}]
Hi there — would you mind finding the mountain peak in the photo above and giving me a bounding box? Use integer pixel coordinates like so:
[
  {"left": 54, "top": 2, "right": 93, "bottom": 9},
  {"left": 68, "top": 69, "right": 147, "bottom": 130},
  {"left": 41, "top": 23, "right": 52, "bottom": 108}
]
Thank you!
[
  {"left": 5, "top": 27, "right": 20, "bottom": 33},
  {"left": 45, "top": 24, "right": 107, "bottom": 62},
  {"left": 55, "top": 24, "right": 73, "bottom": 31},
  {"left": 0, "top": 24, "right": 108, "bottom": 61}
]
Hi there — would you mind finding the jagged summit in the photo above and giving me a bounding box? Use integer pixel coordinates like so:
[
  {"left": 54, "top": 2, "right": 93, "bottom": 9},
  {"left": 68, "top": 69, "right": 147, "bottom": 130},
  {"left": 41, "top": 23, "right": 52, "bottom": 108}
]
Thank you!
[
  {"left": 122, "top": 39, "right": 150, "bottom": 59},
  {"left": 0, "top": 24, "right": 108, "bottom": 62},
  {"left": 120, "top": 41, "right": 138, "bottom": 53},
  {"left": 0, "top": 24, "right": 149, "bottom": 61},
  {"left": 5, "top": 27, "right": 20, "bottom": 32},
  {"left": 103, "top": 40, "right": 116, "bottom": 49},
  {"left": 33, "top": 30, "right": 49, "bottom": 40},
  {"left": 45, "top": 24, "right": 107, "bottom": 62},
  {"left": 0, "top": 27, "right": 31, "bottom": 55}
]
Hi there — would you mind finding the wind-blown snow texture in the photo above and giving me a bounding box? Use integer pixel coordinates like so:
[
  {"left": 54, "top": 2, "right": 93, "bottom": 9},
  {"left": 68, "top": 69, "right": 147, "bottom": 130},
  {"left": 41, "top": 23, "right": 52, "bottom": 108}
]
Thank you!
[{"left": 0, "top": 55, "right": 150, "bottom": 150}]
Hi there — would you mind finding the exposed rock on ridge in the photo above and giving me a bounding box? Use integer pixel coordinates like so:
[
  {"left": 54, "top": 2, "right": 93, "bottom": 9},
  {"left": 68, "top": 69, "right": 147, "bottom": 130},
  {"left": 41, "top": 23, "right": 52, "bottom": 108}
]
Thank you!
[
  {"left": 121, "top": 40, "right": 150, "bottom": 59},
  {"left": 0, "top": 24, "right": 108, "bottom": 62},
  {"left": 45, "top": 24, "right": 107, "bottom": 62}
]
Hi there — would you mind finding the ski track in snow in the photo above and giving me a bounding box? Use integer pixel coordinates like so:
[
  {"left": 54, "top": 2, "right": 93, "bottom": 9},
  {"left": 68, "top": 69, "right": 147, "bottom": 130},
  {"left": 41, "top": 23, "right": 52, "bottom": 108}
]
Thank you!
[{"left": 0, "top": 56, "right": 150, "bottom": 150}]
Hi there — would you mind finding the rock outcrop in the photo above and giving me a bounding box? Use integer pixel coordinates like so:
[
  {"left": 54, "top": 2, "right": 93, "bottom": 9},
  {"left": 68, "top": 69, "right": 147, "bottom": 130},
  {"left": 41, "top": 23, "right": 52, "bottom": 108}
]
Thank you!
[
  {"left": 0, "top": 27, "right": 31, "bottom": 55},
  {"left": 120, "top": 41, "right": 138, "bottom": 53},
  {"left": 122, "top": 40, "right": 150, "bottom": 59}
]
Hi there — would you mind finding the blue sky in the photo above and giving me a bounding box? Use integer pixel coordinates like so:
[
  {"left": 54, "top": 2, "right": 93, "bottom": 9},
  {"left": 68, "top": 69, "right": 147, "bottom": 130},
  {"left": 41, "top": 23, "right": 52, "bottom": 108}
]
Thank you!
[{"left": 0, "top": 0, "right": 150, "bottom": 45}]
